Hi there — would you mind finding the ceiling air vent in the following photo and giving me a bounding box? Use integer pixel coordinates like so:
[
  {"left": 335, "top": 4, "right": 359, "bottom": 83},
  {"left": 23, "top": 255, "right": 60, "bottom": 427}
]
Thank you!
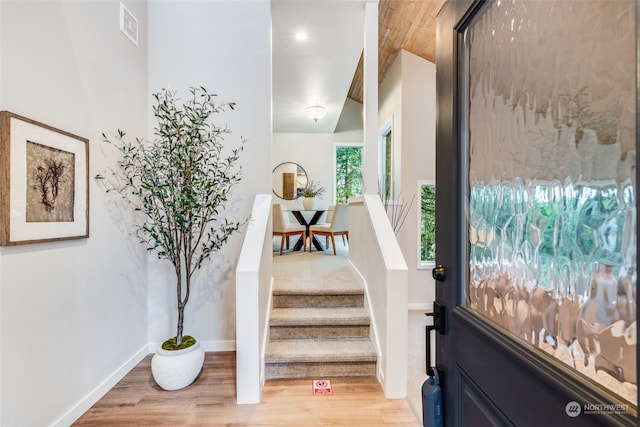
[{"left": 120, "top": 2, "right": 138, "bottom": 46}]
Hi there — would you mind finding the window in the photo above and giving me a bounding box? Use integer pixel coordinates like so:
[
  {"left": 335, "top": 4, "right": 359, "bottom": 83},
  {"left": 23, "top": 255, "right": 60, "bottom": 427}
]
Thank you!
[
  {"left": 379, "top": 121, "right": 393, "bottom": 199},
  {"left": 418, "top": 180, "right": 436, "bottom": 267},
  {"left": 334, "top": 144, "right": 363, "bottom": 203}
]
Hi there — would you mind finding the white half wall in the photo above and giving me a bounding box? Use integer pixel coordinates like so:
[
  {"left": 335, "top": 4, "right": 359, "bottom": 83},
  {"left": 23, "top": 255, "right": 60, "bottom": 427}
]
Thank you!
[
  {"left": 348, "top": 196, "right": 408, "bottom": 398},
  {"left": 147, "top": 1, "right": 272, "bottom": 350},
  {"left": 235, "top": 194, "right": 273, "bottom": 404},
  {"left": 0, "top": 1, "right": 149, "bottom": 426}
]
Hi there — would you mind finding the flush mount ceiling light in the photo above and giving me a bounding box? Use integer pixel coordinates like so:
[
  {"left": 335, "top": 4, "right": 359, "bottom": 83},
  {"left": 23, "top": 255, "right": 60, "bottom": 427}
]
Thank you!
[{"left": 304, "top": 105, "right": 327, "bottom": 123}]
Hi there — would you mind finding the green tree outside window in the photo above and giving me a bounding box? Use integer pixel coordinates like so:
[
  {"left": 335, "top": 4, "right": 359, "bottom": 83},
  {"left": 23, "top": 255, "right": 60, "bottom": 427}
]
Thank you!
[
  {"left": 421, "top": 183, "right": 436, "bottom": 263},
  {"left": 335, "top": 145, "right": 363, "bottom": 203},
  {"left": 383, "top": 131, "right": 392, "bottom": 199}
]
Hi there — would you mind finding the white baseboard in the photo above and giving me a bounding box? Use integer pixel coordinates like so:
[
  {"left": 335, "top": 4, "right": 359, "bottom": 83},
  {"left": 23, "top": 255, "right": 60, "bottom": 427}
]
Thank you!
[
  {"left": 408, "top": 302, "right": 433, "bottom": 312},
  {"left": 377, "top": 368, "right": 385, "bottom": 390},
  {"left": 52, "top": 344, "right": 149, "bottom": 427},
  {"left": 200, "top": 340, "right": 236, "bottom": 352}
]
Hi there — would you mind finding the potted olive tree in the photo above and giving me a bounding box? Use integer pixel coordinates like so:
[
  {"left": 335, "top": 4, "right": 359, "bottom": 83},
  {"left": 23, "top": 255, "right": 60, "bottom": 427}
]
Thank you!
[{"left": 98, "top": 87, "right": 245, "bottom": 390}]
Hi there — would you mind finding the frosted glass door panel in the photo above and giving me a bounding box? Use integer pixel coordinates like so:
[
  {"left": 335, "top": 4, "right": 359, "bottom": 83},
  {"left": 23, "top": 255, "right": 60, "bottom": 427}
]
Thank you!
[{"left": 467, "top": 0, "right": 637, "bottom": 403}]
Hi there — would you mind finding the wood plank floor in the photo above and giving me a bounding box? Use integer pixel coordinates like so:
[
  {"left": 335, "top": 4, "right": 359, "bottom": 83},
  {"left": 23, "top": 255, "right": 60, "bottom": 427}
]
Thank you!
[{"left": 73, "top": 352, "right": 420, "bottom": 426}]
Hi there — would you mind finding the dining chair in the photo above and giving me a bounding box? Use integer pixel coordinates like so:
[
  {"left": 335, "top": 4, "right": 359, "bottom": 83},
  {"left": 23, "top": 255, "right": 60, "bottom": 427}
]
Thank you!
[
  {"left": 273, "top": 204, "right": 306, "bottom": 255},
  {"left": 323, "top": 205, "right": 336, "bottom": 247},
  {"left": 309, "top": 203, "right": 348, "bottom": 255},
  {"left": 324, "top": 205, "right": 336, "bottom": 224}
]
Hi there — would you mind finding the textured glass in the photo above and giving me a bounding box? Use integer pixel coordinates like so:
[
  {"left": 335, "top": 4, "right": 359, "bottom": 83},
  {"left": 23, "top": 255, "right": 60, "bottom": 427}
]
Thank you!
[{"left": 467, "top": 0, "right": 636, "bottom": 402}]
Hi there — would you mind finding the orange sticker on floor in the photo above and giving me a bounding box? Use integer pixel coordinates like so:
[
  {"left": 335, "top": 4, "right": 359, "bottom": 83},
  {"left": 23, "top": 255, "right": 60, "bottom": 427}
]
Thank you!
[{"left": 312, "top": 379, "right": 333, "bottom": 396}]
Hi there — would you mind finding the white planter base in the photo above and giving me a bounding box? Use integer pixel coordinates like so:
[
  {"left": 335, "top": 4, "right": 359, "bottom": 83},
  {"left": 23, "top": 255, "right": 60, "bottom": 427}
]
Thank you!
[
  {"left": 302, "top": 197, "right": 315, "bottom": 210},
  {"left": 151, "top": 340, "right": 205, "bottom": 391}
]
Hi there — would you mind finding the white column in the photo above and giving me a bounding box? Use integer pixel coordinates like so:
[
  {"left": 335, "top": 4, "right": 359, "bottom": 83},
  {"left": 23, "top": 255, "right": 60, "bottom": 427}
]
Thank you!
[{"left": 363, "top": 0, "right": 379, "bottom": 194}]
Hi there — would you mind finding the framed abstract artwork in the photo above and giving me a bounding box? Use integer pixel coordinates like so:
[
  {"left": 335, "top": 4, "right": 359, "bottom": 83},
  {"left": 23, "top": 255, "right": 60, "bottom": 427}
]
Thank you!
[{"left": 0, "top": 111, "right": 89, "bottom": 245}]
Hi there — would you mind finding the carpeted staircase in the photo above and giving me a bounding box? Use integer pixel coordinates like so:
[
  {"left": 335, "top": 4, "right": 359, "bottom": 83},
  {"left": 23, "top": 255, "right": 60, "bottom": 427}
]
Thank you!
[{"left": 265, "top": 285, "right": 377, "bottom": 379}]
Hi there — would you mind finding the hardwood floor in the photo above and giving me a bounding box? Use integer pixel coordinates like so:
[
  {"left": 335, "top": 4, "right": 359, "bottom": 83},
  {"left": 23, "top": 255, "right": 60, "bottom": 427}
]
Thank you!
[{"left": 73, "top": 352, "right": 420, "bottom": 426}]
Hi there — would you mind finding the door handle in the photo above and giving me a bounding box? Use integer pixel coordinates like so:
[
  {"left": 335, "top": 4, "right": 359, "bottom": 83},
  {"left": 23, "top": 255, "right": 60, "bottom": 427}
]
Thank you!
[
  {"left": 425, "top": 301, "right": 446, "bottom": 376},
  {"left": 432, "top": 264, "right": 446, "bottom": 282}
]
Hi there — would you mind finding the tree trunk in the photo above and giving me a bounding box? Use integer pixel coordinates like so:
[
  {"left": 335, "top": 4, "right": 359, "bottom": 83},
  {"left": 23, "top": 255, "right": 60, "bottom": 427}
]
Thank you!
[
  {"left": 176, "top": 303, "right": 184, "bottom": 346},
  {"left": 175, "top": 260, "right": 184, "bottom": 346},
  {"left": 175, "top": 255, "right": 189, "bottom": 346}
]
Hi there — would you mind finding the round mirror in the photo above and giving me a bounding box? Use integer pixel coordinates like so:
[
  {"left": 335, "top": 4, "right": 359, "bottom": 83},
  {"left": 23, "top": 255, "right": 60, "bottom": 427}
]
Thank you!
[{"left": 272, "top": 162, "right": 308, "bottom": 200}]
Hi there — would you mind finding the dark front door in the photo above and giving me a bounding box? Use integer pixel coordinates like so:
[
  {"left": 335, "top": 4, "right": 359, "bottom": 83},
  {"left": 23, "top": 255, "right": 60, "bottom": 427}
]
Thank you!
[{"left": 434, "top": 1, "right": 638, "bottom": 425}]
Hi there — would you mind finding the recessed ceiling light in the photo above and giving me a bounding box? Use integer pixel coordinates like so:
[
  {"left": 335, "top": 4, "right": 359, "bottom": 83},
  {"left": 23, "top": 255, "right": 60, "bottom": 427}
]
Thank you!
[{"left": 295, "top": 31, "right": 308, "bottom": 41}]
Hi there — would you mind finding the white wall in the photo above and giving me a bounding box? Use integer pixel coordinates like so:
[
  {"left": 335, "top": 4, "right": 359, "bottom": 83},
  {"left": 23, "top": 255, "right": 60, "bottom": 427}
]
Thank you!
[
  {"left": 0, "top": 1, "right": 149, "bottom": 426},
  {"left": 147, "top": 1, "right": 272, "bottom": 350},
  {"left": 379, "top": 51, "right": 403, "bottom": 198},
  {"left": 335, "top": 97, "right": 364, "bottom": 138},
  {"left": 378, "top": 50, "right": 436, "bottom": 308},
  {"left": 400, "top": 51, "right": 436, "bottom": 307},
  {"left": 272, "top": 133, "right": 335, "bottom": 211}
]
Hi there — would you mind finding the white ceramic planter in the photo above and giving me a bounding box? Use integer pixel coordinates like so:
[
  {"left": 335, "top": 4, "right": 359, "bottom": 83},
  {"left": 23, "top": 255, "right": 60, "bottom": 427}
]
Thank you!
[
  {"left": 151, "top": 339, "right": 205, "bottom": 391},
  {"left": 302, "top": 196, "right": 315, "bottom": 210}
]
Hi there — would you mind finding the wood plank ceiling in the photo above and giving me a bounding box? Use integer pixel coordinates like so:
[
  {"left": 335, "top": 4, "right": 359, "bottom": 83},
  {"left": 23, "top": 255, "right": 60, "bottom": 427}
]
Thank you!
[{"left": 347, "top": 0, "right": 447, "bottom": 104}]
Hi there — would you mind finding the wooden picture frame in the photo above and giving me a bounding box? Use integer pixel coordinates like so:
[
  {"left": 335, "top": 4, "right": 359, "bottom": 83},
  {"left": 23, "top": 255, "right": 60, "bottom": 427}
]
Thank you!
[{"left": 0, "top": 111, "right": 89, "bottom": 245}]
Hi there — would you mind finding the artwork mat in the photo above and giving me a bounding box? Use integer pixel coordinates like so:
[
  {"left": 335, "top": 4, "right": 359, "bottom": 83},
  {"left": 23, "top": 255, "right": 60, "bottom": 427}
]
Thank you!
[{"left": 0, "top": 111, "right": 89, "bottom": 245}]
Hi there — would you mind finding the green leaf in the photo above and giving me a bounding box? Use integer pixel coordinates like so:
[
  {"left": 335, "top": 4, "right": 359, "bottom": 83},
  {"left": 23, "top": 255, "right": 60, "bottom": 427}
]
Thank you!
[{"left": 96, "top": 86, "right": 248, "bottom": 339}]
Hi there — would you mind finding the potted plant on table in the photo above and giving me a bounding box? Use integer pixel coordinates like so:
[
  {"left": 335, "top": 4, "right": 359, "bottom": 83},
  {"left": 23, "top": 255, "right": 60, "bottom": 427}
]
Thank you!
[
  {"left": 97, "top": 86, "right": 245, "bottom": 390},
  {"left": 299, "top": 180, "right": 326, "bottom": 210}
]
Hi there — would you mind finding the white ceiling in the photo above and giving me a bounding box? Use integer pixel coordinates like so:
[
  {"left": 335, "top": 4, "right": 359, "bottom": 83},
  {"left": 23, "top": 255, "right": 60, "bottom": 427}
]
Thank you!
[{"left": 271, "top": 0, "right": 364, "bottom": 133}]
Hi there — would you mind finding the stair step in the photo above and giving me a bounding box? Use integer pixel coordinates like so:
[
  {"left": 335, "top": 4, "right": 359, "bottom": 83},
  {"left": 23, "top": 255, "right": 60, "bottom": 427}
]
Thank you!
[
  {"left": 265, "top": 339, "right": 377, "bottom": 379},
  {"left": 266, "top": 338, "right": 377, "bottom": 362},
  {"left": 265, "top": 360, "right": 377, "bottom": 379},
  {"left": 272, "top": 290, "right": 364, "bottom": 308},
  {"left": 270, "top": 307, "right": 370, "bottom": 340},
  {"left": 270, "top": 307, "right": 370, "bottom": 326}
]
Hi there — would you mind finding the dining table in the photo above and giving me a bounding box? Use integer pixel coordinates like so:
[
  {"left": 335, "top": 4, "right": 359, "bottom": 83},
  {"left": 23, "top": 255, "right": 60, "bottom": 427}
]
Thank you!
[{"left": 288, "top": 209, "right": 326, "bottom": 252}]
